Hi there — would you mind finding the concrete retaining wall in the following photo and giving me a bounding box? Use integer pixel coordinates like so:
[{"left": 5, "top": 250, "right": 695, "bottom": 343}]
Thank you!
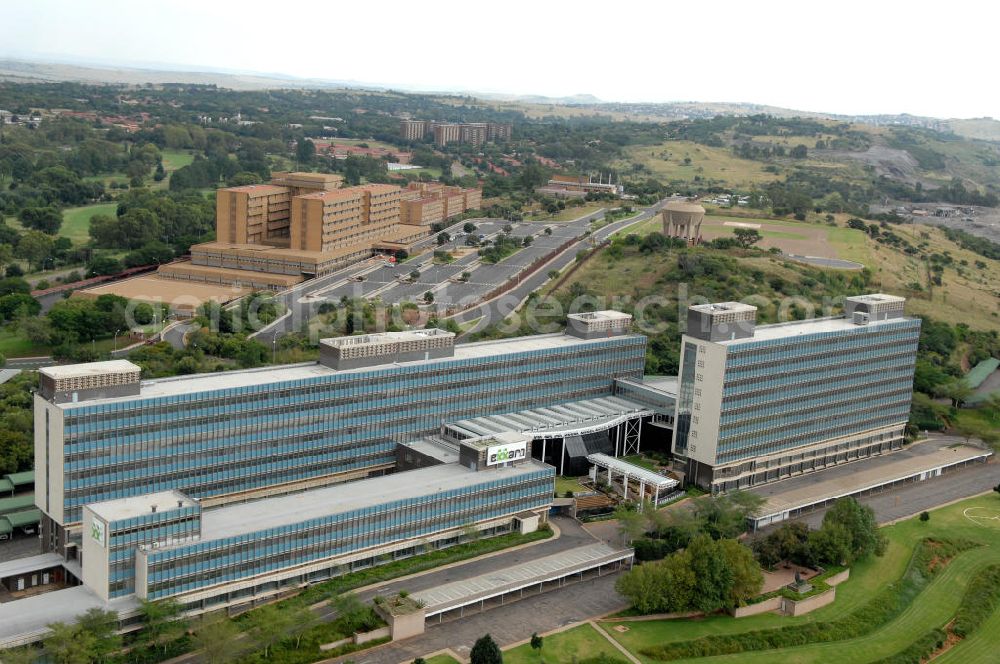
[
  {"left": 782, "top": 588, "right": 836, "bottom": 616},
  {"left": 319, "top": 625, "right": 392, "bottom": 651},
  {"left": 826, "top": 569, "right": 851, "bottom": 586},
  {"left": 732, "top": 596, "right": 781, "bottom": 618}
]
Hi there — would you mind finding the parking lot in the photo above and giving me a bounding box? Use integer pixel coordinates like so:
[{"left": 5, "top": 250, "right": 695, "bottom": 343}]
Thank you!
[{"left": 309, "top": 217, "right": 591, "bottom": 309}]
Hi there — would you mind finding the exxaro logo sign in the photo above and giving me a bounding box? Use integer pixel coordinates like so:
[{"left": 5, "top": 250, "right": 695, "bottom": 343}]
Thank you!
[
  {"left": 486, "top": 441, "right": 527, "bottom": 466},
  {"left": 90, "top": 519, "right": 106, "bottom": 547}
]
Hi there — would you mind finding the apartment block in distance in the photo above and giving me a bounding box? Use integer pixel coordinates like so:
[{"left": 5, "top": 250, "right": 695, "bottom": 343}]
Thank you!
[
  {"left": 672, "top": 294, "right": 921, "bottom": 493},
  {"left": 400, "top": 120, "right": 512, "bottom": 147}
]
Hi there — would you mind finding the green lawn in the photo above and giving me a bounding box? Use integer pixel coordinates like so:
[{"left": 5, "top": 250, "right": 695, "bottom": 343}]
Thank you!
[
  {"left": 554, "top": 476, "right": 589, "bottom": 496},
  {"left": 529, "top": 205, "right": 606, "bottom": 222},
  {"left": 61, "top": 202, "right": 118, "bottom": 245},
  {"left": 599, "top": 494, "right": 1000, "bottom": 663},
  {"left": 503, "top": 623, "right": 626, "bottom": 664},
  {"left": 0, "top": 326, "right": 50, "bottom": 358},
  {"left": 424, "top": 655, "right": 461, "bottom": 664},
  {"left": 161, "top": 149, "right": 194, "bottom": 172}
]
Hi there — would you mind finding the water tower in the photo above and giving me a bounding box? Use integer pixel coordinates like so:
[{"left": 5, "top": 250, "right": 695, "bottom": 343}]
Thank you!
[{"left": 661, "top": 200, "right": 705, "bottom": 244}]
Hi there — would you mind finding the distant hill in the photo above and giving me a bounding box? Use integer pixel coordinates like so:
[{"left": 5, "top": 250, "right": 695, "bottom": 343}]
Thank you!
[{"left": 3, "top": 57, "right": 1000, "bottom": 142}]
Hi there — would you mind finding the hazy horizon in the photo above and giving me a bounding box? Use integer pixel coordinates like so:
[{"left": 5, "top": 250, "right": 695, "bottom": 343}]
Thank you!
[{"left": 3, "top": 0, "right": 997, "bottom": 120}]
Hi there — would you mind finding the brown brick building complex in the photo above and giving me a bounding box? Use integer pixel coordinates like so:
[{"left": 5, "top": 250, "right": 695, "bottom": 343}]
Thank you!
[{"left": 155, "top": 173, "right": 481, "bottom": 291}]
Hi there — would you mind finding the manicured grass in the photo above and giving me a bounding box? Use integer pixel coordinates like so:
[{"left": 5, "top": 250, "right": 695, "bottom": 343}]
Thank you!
[
  {"left": 599, "top": 495, "right": 1000, "bottom": 664},
  {"left": 161, "top": 149, "right": 194, "bottom": 172},
  {"left": 503, "top": 623, "right": 625, "bottom": 664},
  {"left": 425, "top": 655, "right": 462, "bottom": 664},
  {"left": 0, "top": 326, "right": 50, "bottom": 358},
  {"left": 622, "top": 454, "right": 658, "bottom": 471},
  {"left": 60, "top": 202, "right": 118, "bottom": 245},
  {"left": 529, "top": 205, "right": 606, "bottom": 222},
  {"left": 554, "top": 476, "right": 589, "bottom": 496}
]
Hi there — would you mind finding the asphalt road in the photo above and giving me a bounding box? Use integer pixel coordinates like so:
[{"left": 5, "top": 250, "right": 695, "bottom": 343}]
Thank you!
[{"left": 447, "top": 199, "right": 669, "bottom": 333}]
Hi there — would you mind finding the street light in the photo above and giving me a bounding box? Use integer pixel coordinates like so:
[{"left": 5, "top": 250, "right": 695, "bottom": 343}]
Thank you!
[{"left": 113, "top": 328, "right": 122, "bottom": 353}]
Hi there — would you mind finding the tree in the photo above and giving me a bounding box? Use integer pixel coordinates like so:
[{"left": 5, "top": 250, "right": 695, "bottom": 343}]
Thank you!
[
  {"left": 937, "top": 379, "right": 974, "bottom": 408},
  {"left": 530, "top": 632, "right": 543, "bottom": 656},
  {"left": 76, "top": 607, "right": 122, "bottom": 660},
  {"left": 437, "top": 232, "right": 451, "bottom": 245},
  {"left": 790, "top": 144, "right": 808, "bottom": 158},
  {"left": 613, "top": 502, "right": 645, "bottom": 545},
  {"left": 522, "top": 236, "right": 533, "bottom": 247},
  {"left": 463, "top": 222, "right": 477, "bottom": 233},
  {"left": 246, "top": 603, "right": 293, "bottom": 659},
  {"left": 733, "top": 228, "right": 763, "bottom": 249},
  {"left": 86, "top": 254, "right": 122, "bottom": 277},
  {"left": 424, "top": 290, "right": 434, "bottom": 303},
  {"left": 470, "top": 634, "right": 503, "bottom": 664},
  {"left": 809, "top": 521, "right": 853, "bottom": 566},
  {"left": 191, "top": 612, "right": 239, "bottom": 664},
  {"left": 138, "top": 598, "right": 187, "bottom": 654},
  {"left": 818, "top": 497, "right": 886, "bottom": 564},
  {"left": 718, "top": 539, "right": 764, "bottom": 606},
  {"left": 920, "top": 511, "right": 930, "bottom": 522},
  {"left": 43, "top": 621, "right": 96, "bottom": 664},
  {"left": 296, "top": 138, "right": 315, "bottom": 165},
  {"left": 14, "top": 230, "right": 55, "bottom": 270},
  {"left": 19, "top": 206, "right": 62, "bottom": 234},
  {"left": 615, "top": 549, "right": 696, "bottom": 614},
  {"left": 687, "top": 534, "right": 734, "bottom": 612}
]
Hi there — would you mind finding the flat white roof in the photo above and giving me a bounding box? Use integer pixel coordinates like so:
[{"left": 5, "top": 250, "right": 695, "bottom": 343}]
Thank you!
[
  {"left": 320, "top": 328, "right": 454, "bottom": 348},
  {"left": 86, "top": 490, "right": 195, "bottom": 522},
  {"left": 690, "top": 302, "right": 757, "bottom": 315},
  {"left": 0, "top": 585, "right": 138, "bottom": 647},
  {"left": 586, "top": 453, "right": 679, "bottom": 489},
  {"left": 189, "top": 460, "right": 549, "bottom": 543},
  {"left": 567, "top": 310, "right": 632, "bottom": 321},
  {"left": 846, "top": 293, "right": 905, "bottom": 304},
  {"left": 39, "top": 360, "right": 140, "bottom": 380},
  {"left": 720, "top": 314, "right": 915, "bottom": 345},
  {"left": 448, "top": 396, "right": 650, "bottom": 439},
  {"left": 754, "top": 442, "right": 991, "bottom": 519},
  {"left": 60, "top": 333, "right": 638, "bottom": 408}
]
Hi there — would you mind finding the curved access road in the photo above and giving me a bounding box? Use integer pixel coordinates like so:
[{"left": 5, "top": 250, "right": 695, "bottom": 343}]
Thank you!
[{"left": 446, "top": 199, "right": 668, "bottom": 334}]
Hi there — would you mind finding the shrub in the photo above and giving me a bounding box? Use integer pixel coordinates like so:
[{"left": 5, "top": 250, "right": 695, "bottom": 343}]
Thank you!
[
  {"left": 952, "top": 564, "right": 1000, "bottom": 637},
  {"left": 639, "top": 538, "right": 977, "bottom": 661}
]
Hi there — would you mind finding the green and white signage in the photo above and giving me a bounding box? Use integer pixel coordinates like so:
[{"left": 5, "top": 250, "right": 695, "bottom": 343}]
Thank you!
[
  {"left": 486, "top": 440, "right": 527, "bottom": 466},
  {"left": 90, "top": 518, "right": 106, "bottom": 548}
]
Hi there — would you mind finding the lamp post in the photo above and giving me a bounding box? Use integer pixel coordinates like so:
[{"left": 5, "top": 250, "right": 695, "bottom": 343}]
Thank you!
[{"left": 113, "top": 328, "right": 122, "bottom": 353}]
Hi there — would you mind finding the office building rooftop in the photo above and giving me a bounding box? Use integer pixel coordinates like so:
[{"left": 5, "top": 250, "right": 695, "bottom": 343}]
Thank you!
[
  {"left": 39, "top": 360, "right": 140, "bottom": 381},
  {"left": 720, "top": 311, "right": 916, "bottom": 345},
  {"left": 86, "top": 490, "right": 196, "bottom": 523},
  {"left": 189, "top": 460, "right": 548, "bottom": 543},
  {"left": 57, "top": 332, "right": 639, "bottom": 408}
]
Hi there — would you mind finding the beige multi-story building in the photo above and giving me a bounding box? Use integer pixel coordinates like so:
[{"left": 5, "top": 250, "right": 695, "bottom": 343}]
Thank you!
[
  {"left": 419, "top": 121, "right": 512, "bottom": 146},
  {"left": 290, "top": 188, "right": 367, "bottom": 253},
  {"left": 433, "top": 123, "right": 462, "bottom": 147},
  {"left": 442, "top": 190, "right": 467, "bottom": 218},
  {"left": 463, "top": 187, "right": 482, "bottom": 211},
  {"left": 270, "top": 171, "right": 344, "bottom": 197},
  {"left": 401, "top": 197, "right": 445, "bottom": 226},
  {"left": 400, "top": 119, "right": 430, "bottom": 141},
  {"left": 460, "top": 123, "right": 488, "bottom": 146},
  {"left": 216, "top": 184, "right": 292, "bottom": 245}
]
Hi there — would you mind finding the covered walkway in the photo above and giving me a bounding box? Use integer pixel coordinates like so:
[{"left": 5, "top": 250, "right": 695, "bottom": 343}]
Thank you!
[
  {"left": 586, "top": 453, "right": 679, "bottom": 508},
  {"left": 413, "top": 543, "right": 632, "bottom": 621}
]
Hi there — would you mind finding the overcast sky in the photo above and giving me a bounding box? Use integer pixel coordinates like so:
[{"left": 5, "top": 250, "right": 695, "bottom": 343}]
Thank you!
[{"left": 2, "top": 0, "right": 996, "bottom": 119}]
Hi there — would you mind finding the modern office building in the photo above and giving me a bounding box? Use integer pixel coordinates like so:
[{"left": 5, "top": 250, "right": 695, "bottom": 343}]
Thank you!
[
  {"left": 672, "top": 295, "right": 921, "bottom": 492},
  {"left": 35, "top": 321, "right": 646, "bottom": 555}
]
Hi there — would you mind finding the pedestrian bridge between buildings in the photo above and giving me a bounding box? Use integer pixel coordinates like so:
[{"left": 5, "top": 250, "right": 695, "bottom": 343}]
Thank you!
[{"left": 411, "top": 542, "right": 633, "bottom": 621}]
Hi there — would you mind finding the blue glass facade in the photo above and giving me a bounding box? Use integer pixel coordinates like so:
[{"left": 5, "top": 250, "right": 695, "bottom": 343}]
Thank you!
[
  {"left": 106, "top": 505, "right": 201, "bottom": 599},
  {"left": 57, "top": 336, "right": 645, "bottom": 525},
  {"left": 716, "top": 318, "right": 920, "bottom": 463},
  {"left": 141, "top": 467, "right": 553, "bottom": 600}
]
